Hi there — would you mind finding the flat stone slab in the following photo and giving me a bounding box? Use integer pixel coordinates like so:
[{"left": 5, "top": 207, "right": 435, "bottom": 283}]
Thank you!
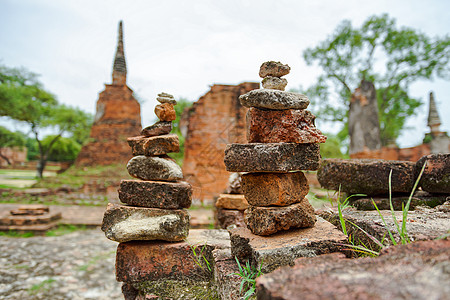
[
  {"left": 229, "top": 217, "right": 347, "bottom": 273},
  {"left": 101, "top": 203, "right": 190, "bottom": 242},
  {"left": 216, "top": 194, "right": 248, "bottom": 210},
  {"left": 140, "top": 121, "right": 172, "bottom": 137},
  {"left": 115, "top": 229, "right": 230, "bottom": 282},
  {"left": 10, "top": 204, "right": 49, "bottom": 215},
  {"left": 216, "top": 208, "right": 246, "bottom": 229},
  {"left": 247, "top": 108, "right": 327, "bottom": 144},
  {"left": 350, "top": 192, "right": 448, "bottom": 211},
  {"left": 118, "top": 180, "right": 192, "bottom": 209},
  {"left": 256, "top": 239, "right": 450, "bottom": 300},
  {"left": 224, "top": 143, "right": 321, "bottom": 172},
  {"left": 415, "top": 153, "right": 450, "bottom": 194},
  {"left": 127, "top": 155, "right": 183, "bottom": 181},
  {"left": 242, "top": 172, "right": 309, "bottom": 207},
  {"left": 0, "top": 221, "right": 59, "bottom": 235},
  {"left": 320, "top": 207, "right": 450, "bottom": 251},
  {"left": 0, "top": 211, "right": 61, "bottom": 226},
  {"left": 245, "top": 201, "right": 316, "bottom": 236},
  {"left": 261, "top": 76, "right": 287, "bottom": 90},
  {"left": 239, "top": 89, "right": 309, "bottom": 110},
  {"left": 127, "top": 134, "right": 179, "bottom": 156},
  {"left": 317, "top": 158, "right": 415, "bottom": 195}
]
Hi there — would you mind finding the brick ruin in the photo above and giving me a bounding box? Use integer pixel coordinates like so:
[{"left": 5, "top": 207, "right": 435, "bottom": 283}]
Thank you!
[
  {"left": 75, "top": 21, "right": 141, "bottom": 166},
  {"left": 181, "top": 82, "right": 259, "bottom": 203}
]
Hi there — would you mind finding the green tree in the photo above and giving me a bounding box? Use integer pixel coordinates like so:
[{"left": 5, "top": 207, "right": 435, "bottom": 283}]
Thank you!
[
  {"left": 168, "top": 98, "right": 192, "bottom": 165},
  {"left": 303, "top": 14, "right": 450, "bottom": 146},
  {"left": 0, "top": 126, "right": 26, "bottom": 165},
  {"left": 42, "top": 135, "right": 82, "bottom": 162},
  {"left": 0, "top": 64, "right": 93, "bottom": 177}
]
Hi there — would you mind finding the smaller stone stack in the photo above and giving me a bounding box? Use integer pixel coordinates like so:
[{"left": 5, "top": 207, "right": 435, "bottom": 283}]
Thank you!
[
  {"left": 102, "top": 93, "right": 192, "bottom": 243},
  {"left": 215, "top": 172, "right": 249, "bottom": 229},
  {"left": 224, "top": 61, "right": 327, "bottom": 236}
]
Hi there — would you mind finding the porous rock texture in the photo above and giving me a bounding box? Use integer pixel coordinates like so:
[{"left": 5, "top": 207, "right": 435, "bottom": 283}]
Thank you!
[
  {"left": 261, "top": 76, "right": 288, "bottom": 90},
  {"left": 140, "top": 121, "right": 172, "bottom": 137},
  {"left": 415, "top": 153, "right": 450, "bottom": 194},
  {"left": 126, "top": 155, "right": 183, "bottom": 181},
  {"left": 101, "top": 203, "right": 190, "bottom": 242},
  {"left": 212, "top": 248, "right": 243, "bottom": 300},
  {"left": 154, "top": 103, "right": 176, "bottom": 121},
  {"left": 215, "top": 194, "right": 249, "bottom": 210},
  {"left": 239, "top": 89, "right": 309, "bottom": 110},
  {"left": 127, "top": 134, "right": 180, "bottom": 156},
  {"left": 259, "top": 61, "right": 290, "bottom": 78},
  {"left": 350, "top": 192, "right": 448, "bottom": 211},
  {"left": 245, "top": 201, "right": 316, "bottom": 236},
  {"left": 317, "top": 158, "right": 415, "bottom": 195},
  {"left": 216, "top": 208, "right": 246, "bottom": 229},
  {"left": 229, "top": 217, "right": 347, "bottom": 273},
  {"left": 246, "top": 108, "right": 327, "bottom": 144},
  {"left": 241, "top": 172, "right": 309, "bottom": 207},
  {"left": 224, "top": 143, "right": 321, "bottom": 172},
  {"left": 115, "top": 229, "right": 230, "bottom": 282},
  {"left": 118, "top": 180, "right": 192, "bottom": 209},
  {"left": 256, "top": 239, "right": 450, "bottom": 300}
]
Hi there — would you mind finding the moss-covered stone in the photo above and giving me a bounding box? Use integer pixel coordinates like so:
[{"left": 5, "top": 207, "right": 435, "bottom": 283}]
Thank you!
[{"left": 134, "top": 279, "right": 219, "bottom": 300}]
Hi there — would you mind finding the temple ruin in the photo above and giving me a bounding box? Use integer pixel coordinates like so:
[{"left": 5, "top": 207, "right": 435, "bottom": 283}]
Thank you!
[{"left": 75, "top": 21, "right": 141, "bottom": 166}]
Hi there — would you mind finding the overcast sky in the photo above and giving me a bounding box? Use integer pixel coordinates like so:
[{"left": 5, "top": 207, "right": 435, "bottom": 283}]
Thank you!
[{"left": 1, "top": 0, "right": 449, "bottom": 147}]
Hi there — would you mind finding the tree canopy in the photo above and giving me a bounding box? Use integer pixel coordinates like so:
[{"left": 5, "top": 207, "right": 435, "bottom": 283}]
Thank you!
[
  {"left": 303, "top": 14, "right": 450, "bottom": 146},
  {"left": 0, "top": 64, "right": 93, "bottom": 177},
  {"left": 0, "top": 126, "right": 26, "bottom": 165}
]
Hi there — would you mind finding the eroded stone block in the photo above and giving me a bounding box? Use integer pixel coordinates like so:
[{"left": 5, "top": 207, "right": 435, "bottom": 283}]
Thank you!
[{"left": 127, "top": 134, "right": 179, "bottom": 156}]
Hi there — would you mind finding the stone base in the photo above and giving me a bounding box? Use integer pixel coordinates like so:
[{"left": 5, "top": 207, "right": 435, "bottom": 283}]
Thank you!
[
  {"left": 0, "top": 211, "right": 61, "bottom": 226},
  {"left": 229, "top": 217, "right": 347, "bottom": 273},
  {"left": 0, "top": 221, "right": 59, "bottom": 235},
  {"left": 256, "top": 240, "right": 450, "bottom": 300},
  {"left": 115, "top": 229, "right": 230, "bottom": 283}
]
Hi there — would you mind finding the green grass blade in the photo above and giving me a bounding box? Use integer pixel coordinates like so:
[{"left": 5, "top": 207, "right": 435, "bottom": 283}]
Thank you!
[
  {"left": 346, "top": 219, "right": 384, "bottom": 248},
  {"left": 371, "top": 198, "right": 397, "bottom": 245}
]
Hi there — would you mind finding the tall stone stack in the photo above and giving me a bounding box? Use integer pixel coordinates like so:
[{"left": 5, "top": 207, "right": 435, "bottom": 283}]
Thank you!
[
  {"left": 224, "top": 61, "right": 327, "bottom": 236},
  {"left": 101, "top": 93, "right": 192, "bottom": 243}
]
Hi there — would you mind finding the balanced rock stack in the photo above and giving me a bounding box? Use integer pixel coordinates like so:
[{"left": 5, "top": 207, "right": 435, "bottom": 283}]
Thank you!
[
  {"left": 224, "top": 61, "right": 327, "bottom": 236},
  {"left": 101, "top": 92, "right": 192, "bottom": 243},
  {"left": 215, "top": 172, "right": 249, "bottom": 229}
]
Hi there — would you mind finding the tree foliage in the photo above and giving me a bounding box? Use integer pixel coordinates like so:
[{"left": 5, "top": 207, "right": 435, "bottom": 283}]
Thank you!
[
  {"left": 167, "top": 97, "right": 192, "bottom": 165},
  {"left": 0, "top": 126, "right": 26, "bottom": 165},
  {"left": 0, "top": 64, "right": 93, "bottom": 177},
  {"left": 42, "top": 135, "right": 81, "bottom": 162},
  {"left": 303, "top": 14, "right": 450, "bottom": 145}
]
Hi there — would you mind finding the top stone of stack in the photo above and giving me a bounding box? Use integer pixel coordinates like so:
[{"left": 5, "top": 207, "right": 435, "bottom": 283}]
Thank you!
[
  {"left": 157, "top": 92, "right": 177, "bottom": 104},
  {"left": 240, "top": 61, "right": 310, "bottom": 109}
]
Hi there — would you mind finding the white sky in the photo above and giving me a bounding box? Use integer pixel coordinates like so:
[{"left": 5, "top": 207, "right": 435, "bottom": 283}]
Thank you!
[{"left": 1, "top": 0, "right": 449, "bottom": 147}]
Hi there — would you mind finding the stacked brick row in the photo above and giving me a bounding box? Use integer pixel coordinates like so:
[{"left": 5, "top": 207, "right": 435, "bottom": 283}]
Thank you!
[
  {"left": 224, "top": 61, "right": 327, "bottom": 236},
  {"left": 101, "top": 93, "right": 192, "bottom": 243}
]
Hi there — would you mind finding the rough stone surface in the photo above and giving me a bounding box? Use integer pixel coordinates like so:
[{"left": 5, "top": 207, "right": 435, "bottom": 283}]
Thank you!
[
  {"left": 0, "top": 229, "right": 122, "bottom": 300},
  {"left": 229, "top": 217, "right": 347, "bottom": 273},
  {"left": 140, "top": 121, "right": 172, "bottom": 137},
  {"left": 259, "top": 61, "right": 290, "bottom": 78},
  {"left": 320, "top": 206, "right": 450, "bottom": 251},
  {"left": 155, "top": 103, "right": 176, "bottom": 122},
  {"left": 215, "top": 194, "right": 249, "bottom": 210},
  {"left": 101, "top": 203, "right": 190, "bottom": 242},
  {"left": 436, "top": 200, "right": 450, "bottom": 212},
  {"left": 126, "top": 155, "right": 183, "bottom": 181},
  {"left": 415, "top": 153, "right": 450, "bottom": 194},
  {"left": 256, "top": 240, "right": 450, "bottom": 300},
  {"left": 156, "top": 92, "right": 177, "bottom": 104},
  {"left": 239, "top": 89, "right": 309, "bottom": 110},
  {"left": 226, "top": 172, "right": 243, "bottom": 194},
  {"left": 317, "top": 158, "right": 415, "bottom": 195},
  {"left": 242, "top": 172, "right": 309, "bottom": 207},
  {"left": 261, "top": 76, "right": 288, "bottom": 90},
  {"left": 247, "top": 108, "right": 327, "bottom": 144},
  {"left": 118, "top": 180, "right": 192, "bottom": 209},
  {"left": 350, "top": 192, "right": 448, "bottom": 211},
  {"left": 127, "top": 134, "right": 180, "bottom": 156},
  {"left": 224, "top": 143, "right": 321, "bottom": 172},
  {"left": 115, "top": 229, "right": 230, "bottom": 282},
  {"left": 213, "top": 248, "right": 243, "bottom": 300},
  {"left": 245, "top": 201, "right": 316, "bottom": 236},
  {"left": 182, "top": 83, "right": 259, "bottom": 203},
  {"left": 216, "top": 208, "right": 246, "bottom": 229}
]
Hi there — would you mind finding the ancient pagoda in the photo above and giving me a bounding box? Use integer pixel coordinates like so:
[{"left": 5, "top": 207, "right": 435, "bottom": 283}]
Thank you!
[{"left": 76, "top": 21, "right": 141, "bottom": 166}]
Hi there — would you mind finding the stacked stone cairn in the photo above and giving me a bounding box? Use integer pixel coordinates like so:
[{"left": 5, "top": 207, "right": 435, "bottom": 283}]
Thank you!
[
  {"left": 101, "top": 92, "right": 192, "bottom": 243},
  {"left": 215, "top": 172, "right": 249, "bottom": 228},
  {"left": 224, "top": 61, "right": 327, "bottom": 236}
]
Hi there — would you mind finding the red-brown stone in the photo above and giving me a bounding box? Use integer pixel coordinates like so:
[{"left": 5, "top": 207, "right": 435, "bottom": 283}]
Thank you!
[
  {"left": 155, "top": 103, "right": 176, "bottom": 122},
  {"left": 216, "top": 208, "right": 246, "bottom": 229},
  {"left": 415, "top": 153, "right": 450, "bottom": 194},
  {"left": 215, "top": 194, "right": 248, "bottom": 210},
  {"left": 246, "top": 108, "right": 327, "bottom": 143},
  {"left": 241, "top": 172, "right": 309, "bottom": 207},
  {"left": 127, "top": 134, "right": 180, "bottom": 156}
]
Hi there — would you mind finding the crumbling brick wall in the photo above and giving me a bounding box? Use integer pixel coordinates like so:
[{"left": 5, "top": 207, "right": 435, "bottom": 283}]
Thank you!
[{"left": 182, "top": 82, "right": 259, "bottom": 203}]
